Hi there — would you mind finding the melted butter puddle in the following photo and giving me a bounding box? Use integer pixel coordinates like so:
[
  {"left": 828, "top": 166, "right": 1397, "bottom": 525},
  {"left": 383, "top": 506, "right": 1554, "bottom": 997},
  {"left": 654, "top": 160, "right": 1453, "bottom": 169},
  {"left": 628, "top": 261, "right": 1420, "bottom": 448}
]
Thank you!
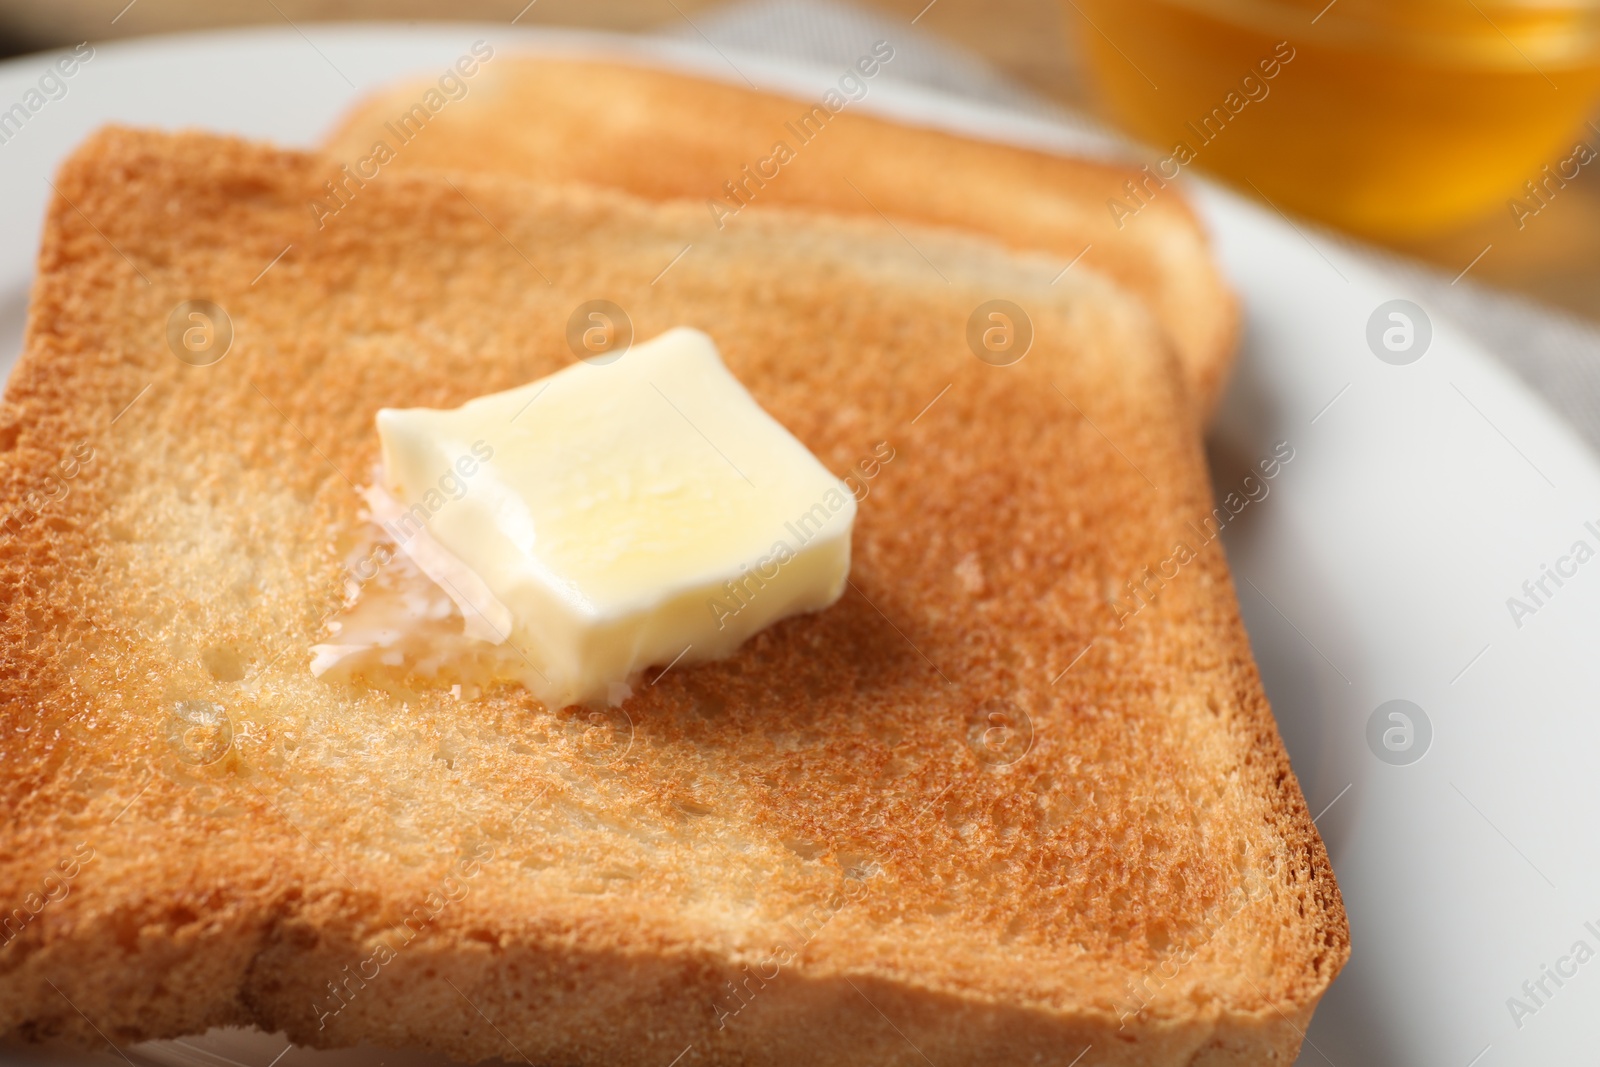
[{"left": 309, "top": 482, "right": 595, "bottom": 702}]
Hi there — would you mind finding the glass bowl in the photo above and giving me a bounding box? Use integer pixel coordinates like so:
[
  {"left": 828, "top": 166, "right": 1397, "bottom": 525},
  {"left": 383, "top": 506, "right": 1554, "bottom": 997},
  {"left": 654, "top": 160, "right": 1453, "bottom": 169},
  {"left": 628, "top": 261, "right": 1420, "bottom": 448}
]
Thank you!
[{"left": 1069, "top": 0, "right": 1600, "bottom": 237}]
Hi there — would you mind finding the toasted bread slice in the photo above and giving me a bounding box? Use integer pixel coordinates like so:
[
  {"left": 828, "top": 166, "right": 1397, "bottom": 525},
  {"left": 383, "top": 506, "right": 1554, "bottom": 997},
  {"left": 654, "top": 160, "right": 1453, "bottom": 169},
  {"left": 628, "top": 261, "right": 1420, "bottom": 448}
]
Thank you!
[
  {"left": 0, "top": 128, "right": 1343, "bottom": 1066},
  {"left": 321, "top": 56, "right": 1239, "bottom": 415}
]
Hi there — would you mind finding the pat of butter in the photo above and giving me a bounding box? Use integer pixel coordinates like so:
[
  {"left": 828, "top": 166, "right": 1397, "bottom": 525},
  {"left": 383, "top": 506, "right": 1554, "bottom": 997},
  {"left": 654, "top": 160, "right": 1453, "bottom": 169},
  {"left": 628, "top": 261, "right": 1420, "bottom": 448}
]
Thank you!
[{"left": 375, "top": 327, "right": 855, "bottom": 708}]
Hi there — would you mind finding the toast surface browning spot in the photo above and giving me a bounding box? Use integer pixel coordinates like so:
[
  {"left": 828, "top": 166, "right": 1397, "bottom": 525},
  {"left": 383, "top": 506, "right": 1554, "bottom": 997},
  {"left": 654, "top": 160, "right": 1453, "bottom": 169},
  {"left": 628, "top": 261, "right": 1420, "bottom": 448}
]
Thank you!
[
  {"left": 0, "top": 128, "right": 1343, "bottom": 1066},
  {"left": 321, "top": 55, "right": 1239, "bottom": 414}
]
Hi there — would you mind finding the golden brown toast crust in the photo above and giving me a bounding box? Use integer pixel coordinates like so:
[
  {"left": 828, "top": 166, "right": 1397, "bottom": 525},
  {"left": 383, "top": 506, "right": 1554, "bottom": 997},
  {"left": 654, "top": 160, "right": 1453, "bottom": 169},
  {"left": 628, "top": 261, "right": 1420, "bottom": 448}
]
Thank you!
[
  {"left": 0, "top": 128, "right": 1343, "bottom": 1066},
  {"left": 321, "top": 55, "right": 1240, "bottom": 415}
]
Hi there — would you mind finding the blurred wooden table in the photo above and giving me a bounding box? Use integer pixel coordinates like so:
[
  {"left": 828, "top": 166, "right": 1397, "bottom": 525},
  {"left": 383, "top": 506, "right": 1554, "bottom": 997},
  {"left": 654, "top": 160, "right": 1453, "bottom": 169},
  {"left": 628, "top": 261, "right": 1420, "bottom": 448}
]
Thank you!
[{"left": 3, "top": 0, "right": 1597, "bottom": 324}]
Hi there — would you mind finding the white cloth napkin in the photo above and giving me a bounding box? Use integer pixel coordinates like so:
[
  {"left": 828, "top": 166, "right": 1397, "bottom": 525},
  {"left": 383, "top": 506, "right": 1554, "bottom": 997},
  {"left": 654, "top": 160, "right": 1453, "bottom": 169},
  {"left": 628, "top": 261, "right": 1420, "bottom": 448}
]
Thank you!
[{"left": 662, "top": 0, "right": 1600, "bottom": 453}]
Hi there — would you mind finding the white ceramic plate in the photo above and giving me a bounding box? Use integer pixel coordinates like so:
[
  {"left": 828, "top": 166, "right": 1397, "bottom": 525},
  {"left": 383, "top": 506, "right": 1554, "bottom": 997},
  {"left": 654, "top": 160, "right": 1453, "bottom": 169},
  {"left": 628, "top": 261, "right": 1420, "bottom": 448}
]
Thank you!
[{"left": 0, "top": 24, "right": 1597, "bottom": 1067}]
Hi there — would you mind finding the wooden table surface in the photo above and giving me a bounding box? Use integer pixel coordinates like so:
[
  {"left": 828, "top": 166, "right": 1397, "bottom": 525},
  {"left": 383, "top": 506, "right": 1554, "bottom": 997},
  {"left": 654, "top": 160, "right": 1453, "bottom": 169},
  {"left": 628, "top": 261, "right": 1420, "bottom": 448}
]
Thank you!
[{"left": 3, "top": 0, "right": 1598, "bottom": 325}]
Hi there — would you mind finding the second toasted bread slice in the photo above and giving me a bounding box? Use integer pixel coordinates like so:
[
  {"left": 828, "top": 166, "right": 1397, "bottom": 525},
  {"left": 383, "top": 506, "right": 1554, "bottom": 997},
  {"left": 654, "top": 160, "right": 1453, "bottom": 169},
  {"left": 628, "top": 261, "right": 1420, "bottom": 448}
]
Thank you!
[{"left": 322, "top": 54, "right": 1239, "bottom": 414}]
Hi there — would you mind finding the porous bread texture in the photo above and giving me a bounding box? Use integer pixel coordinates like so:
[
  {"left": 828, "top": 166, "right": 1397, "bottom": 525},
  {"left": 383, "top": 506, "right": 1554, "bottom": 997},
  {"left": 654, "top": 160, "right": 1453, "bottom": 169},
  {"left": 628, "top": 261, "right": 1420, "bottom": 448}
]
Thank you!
[
  {"left": 0, "top": 128, "right": 1345, "bottom": 1066},
  {"left": 321, "top": 54, "right": 1239, "bottom": 416}
]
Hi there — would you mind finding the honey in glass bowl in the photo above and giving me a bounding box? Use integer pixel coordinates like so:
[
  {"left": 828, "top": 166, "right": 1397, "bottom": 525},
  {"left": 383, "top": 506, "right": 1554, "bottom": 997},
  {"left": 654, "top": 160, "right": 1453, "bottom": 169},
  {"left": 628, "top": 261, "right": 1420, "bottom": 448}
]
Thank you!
[{"left": 1069, "top": 0, "right": 1600, "bottom": 237}]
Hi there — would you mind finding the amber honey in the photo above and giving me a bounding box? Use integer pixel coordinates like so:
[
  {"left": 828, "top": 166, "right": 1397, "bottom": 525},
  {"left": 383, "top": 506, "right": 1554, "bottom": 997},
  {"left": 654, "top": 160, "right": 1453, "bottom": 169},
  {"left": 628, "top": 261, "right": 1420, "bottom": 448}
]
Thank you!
[{"left": 1070, "top": 0, "right": 1600, "bottom": 237}]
